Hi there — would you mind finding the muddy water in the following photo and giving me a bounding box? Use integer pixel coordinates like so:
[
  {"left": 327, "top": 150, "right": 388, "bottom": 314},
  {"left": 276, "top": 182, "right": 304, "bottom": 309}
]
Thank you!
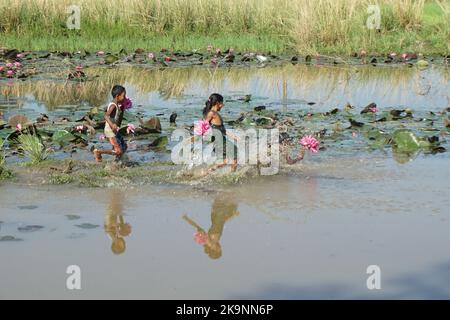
[
  {"left": 0, "top": 63, "right": 450, "bottom": 299},
  {"left": 0, "top": 153, "right": 449, "bottom": 299}
]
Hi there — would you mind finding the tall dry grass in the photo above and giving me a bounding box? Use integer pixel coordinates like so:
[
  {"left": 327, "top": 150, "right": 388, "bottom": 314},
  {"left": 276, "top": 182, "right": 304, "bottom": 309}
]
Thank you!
[
  {"left": 0, "top": 0, "right": 291, "bottom": 35},
  {"left": 289, "top": 0, "right": 430, "bottom": 54},
  {"left": 0, "top": 0, "right": 439, "bottom": 53}
]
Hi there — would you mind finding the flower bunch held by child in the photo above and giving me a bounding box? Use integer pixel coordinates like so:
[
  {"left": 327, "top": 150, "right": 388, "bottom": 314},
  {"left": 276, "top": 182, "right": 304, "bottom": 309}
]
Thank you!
[
  {"left": 194, "top": 119, "right": 211, "bottom": 136},
  {"left": 121, "top": 97, "right": 133, "bottom": 110}
]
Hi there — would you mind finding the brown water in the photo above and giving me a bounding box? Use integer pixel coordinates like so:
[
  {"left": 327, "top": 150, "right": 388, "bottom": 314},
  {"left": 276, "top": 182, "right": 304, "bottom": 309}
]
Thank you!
[
  {"left": 0, "top": 153, "right": 449, "bottom": 299},
  {"left": 0, "top": 63, "right": 449, "bottom": 299}
]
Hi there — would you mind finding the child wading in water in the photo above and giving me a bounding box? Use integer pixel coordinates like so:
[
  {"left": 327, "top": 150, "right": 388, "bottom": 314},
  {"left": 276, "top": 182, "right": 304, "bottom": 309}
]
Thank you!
[
  {"left": 203, "top": 93, "right": 238, "bottom": 172},
  {"left": 93, "top": 85, "right": 128, "bottom": 162}
]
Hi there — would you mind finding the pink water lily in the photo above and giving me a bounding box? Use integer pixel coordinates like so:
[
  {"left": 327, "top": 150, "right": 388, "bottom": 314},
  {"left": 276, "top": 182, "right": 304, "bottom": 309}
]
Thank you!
[
  {"left": 6, "top": 70, "right": 14, "bottom": 77},
  {"left": 121, "top": 97, "right": 132, "bottom": 110},
  {"left": 75, "top": 65, "right": 83, "bottom": 71},
  {"left": 5, "top": 63, "right": 13, "bottom": 68},
  {"left": 148, "top": 52, "right": 155, "bottom": 60},
  {"left": 211, "top": 58, "right": 218, "bottom": 65},
  {"left": 0, "top": 66, "right": 4, "bottom": 72},
  {"left": 368, "top": 107, "right": 379, "bottom": 113},
  {"left": 14, "top": 62, "right": 21, "bottom": 68},
  {"left": 16, "top": 123, "right": 22, "bottom": 131},
  {"left": 194, "top": 232, "right": 208, "bottom": 245},
  {"left": 76, "top": 125, "right": 84, "bottom": 132},
  {"left": 16, "top": 53, "right": 24, "bottom": 58},
  {"left": 300, "top": 135, "right": 320, "bottom": 153},
  {"left": 99, "top": 134, "right": 106, "bottom": 142},
  {"left": 126, "top": 123, "right": 136, "bottom": 134},
  {"left": 97, "top": 51, "right": 105, "bottom": 56},
  {"left": 194, "top": 120, "right": 210, "bottom": 136}
]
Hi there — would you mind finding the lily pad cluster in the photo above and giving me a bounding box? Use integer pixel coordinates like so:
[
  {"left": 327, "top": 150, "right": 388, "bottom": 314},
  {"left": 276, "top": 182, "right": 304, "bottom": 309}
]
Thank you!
[
  {"left": 1, "top": 47, "right": 447, "bottom": 83},
  {"left": 225, "top": 102, "right": 448, "bottom": 164}
]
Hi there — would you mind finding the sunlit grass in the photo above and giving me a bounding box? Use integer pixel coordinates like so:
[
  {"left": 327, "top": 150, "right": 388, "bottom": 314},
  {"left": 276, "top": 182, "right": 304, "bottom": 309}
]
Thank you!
[{"left": 0, "top": 0, "right": 447, "bottom": 54}]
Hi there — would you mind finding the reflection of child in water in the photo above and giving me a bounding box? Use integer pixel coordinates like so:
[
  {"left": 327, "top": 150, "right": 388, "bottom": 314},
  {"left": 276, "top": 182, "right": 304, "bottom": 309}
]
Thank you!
[
  {"left": 184, "top": 195, "right": 239, "bottom": 260},
  {"left": 104, "top": 190, "right": 132, "bottom": 255}
]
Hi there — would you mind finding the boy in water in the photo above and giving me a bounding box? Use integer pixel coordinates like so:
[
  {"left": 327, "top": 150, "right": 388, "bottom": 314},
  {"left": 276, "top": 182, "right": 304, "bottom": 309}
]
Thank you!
[{"left": 93, "top": 85, "right": 128, "bottom": 162}]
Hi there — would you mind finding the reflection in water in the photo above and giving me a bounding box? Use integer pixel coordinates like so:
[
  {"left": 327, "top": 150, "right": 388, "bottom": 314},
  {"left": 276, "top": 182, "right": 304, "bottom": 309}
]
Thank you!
[
  {"left": 184, "top": 193, "right": 239, "bottom": 259},
  {"left": 104, "top": 189, "right": 132, "bottom": 255},
  {"left": 1, "top": 64, "right": 448, "bottom": 112}
]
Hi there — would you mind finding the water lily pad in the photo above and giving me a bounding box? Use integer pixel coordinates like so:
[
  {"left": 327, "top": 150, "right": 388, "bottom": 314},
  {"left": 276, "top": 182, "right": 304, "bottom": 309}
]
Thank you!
[
  {"left": 417, "top": 60, "right": 429, "bottom": 69},
  {"left": 392, "top": 129, "right": 421, "bottom": 153},
  {"left": 139, "top": 117, "right": 162, "bottom": 133},
  {"left": 65, "top": 214, "right": 81, "bottom": 220},
  {"left": 105, "top": 55, "right": 119, "bottom": 64},
  {"left": 18, "top": 225, "right": 44, "bottom": 232},
  {"left": 8, "top": 114, "right": 30, "bottom": 128},
  {"left": 0, "top": 235, "right": 23, "bottom": 242},
  {"left": 149, "top": 136, "right": 168, "bottom": 150},
  {"left": 18, "top": 205, "right": 38, "bottom": 210},
  {"left": 75, "top": 223, "right": 99, "bottom": 229},
  {"left": 52, "top": 130, "right": 76, "bottom": 147}
]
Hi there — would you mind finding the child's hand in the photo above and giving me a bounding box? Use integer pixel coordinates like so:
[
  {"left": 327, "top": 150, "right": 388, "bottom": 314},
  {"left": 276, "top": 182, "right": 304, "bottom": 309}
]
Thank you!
[{"left": 112, "top": 124, "right": 119, "bottom": 133}]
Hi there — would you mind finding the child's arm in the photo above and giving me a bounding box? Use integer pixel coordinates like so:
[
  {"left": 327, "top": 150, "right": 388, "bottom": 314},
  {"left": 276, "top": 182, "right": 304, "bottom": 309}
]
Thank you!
[
  {"left": 182, "top": 215, "right": 206, "bottom": 233},
  {"left": 105, "top": 104, "right": 118, "bottom": 132}
]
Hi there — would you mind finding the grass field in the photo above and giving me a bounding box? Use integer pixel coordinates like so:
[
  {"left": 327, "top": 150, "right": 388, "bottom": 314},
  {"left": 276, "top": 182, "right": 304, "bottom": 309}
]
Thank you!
[{"left": 0, "top": 0, "right": 448, "bottom": 55}]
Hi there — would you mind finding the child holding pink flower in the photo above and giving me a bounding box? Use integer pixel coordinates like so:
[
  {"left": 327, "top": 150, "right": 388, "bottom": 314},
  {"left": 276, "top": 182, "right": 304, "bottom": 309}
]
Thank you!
[
  {"left": 202, "top": 93, "right": 238, "bottom": 172},
  {"left": 93, "top": 85, "right": 131, "bottom": 162}
]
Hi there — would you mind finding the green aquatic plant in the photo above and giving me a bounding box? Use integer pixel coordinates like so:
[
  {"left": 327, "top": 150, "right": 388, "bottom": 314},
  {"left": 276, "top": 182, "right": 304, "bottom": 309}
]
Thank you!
[
  {"left": 0, "top": 137, "right": 13, "bottom": 180},
  {"left": 17, "top": 134, "right": 50, "bottom": 165}
]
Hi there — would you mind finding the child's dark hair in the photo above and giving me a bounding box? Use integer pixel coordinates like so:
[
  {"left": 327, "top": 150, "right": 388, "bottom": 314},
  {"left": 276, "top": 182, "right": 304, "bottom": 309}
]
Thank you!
[
  {"left": 111, "top": 85, "right": 126, "bottom": 98},
  {"left": 203, "top": 93, "right": 223, "bottom": 117}
]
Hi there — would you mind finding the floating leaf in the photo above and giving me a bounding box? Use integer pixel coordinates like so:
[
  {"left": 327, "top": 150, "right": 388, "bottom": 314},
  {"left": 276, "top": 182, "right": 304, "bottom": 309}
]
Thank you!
[
  {"left": 18, "top": 205, "right": 38, "bottom": 210},
  {"left": 392, "top": 129, "right": 421, "bottom": 153},
  {"left": 0, "top": 235, "right": 23, "bottom": 242},
  {"left": 75, "top": 223, "right": 99, "bottom": 229},
  {"left": 104, "top": 55, "right": 119, "bottom": 64},
  {"left": 416, "top": 60, "right": 429, "bottom": 69},
  {"left": 65, "top": 214, "right": 81, "bottom": 221},
  {"left": 149, "top": 136, "right": 168, "bottom": 150},
  {"left": 18, "top": 225, "right": 44, "bottom": 232},
  {"left": 52, "top": 130, "right": 76, "bottom": 147}
]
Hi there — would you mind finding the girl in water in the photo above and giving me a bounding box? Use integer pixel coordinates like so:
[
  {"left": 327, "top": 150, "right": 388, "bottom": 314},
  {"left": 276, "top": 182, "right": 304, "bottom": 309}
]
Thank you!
[{"left": 202, "top": 93, "right": 238, "bottom": 172}]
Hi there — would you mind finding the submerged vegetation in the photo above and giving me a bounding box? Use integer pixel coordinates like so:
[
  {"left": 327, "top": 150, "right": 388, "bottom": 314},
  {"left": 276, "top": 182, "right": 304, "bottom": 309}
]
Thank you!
[{"left": 0, "top": 0, "right": 448, "bottom": 55}]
